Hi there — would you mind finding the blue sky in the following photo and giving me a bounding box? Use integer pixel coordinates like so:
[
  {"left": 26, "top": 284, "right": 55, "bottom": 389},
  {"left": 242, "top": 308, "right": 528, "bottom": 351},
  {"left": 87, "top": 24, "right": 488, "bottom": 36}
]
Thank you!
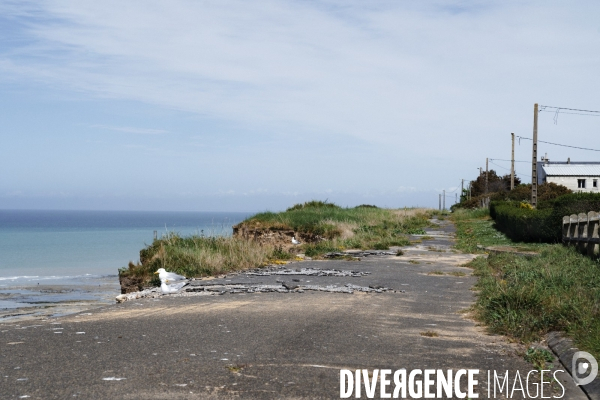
[{"left": 1, "top": 0, "right": 599, "bottom": 211}]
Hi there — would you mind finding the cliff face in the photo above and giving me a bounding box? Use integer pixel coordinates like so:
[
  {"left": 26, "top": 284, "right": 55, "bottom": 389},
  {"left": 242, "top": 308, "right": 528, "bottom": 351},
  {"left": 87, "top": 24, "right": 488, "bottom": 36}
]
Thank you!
[
  {"left": 232, "top": 223, "right": 323, "bottom": 248},
  {"left": 118, "top": 261, "right": 155, "bottom": 294},
  {"left": 118, "top": 273, "right": 148, "bottom": 294}
]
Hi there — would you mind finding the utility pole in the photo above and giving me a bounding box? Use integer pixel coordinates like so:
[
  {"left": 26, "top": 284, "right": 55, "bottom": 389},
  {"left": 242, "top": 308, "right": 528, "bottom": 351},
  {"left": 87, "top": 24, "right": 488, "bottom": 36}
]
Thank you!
[
  {"left": 439, "top": 194, "right": 441, "bottom": 210},
  {"left": 461, "top": 179, "right": 464, "bottom": 201},
  {"left": 485, "top": 157, "right": 488, "bottom": 195},
  {"left": 455, "top": 193, "right": 457, "bottom": 204},
  {"left": 511, "top": 133, "right": 515, "bottom": 190},
  {"left": 443, "top": 190, "right": 446, "bottom": 211},
  {"left": 531, "top": 103, "right": 538, "bottom": 208}
]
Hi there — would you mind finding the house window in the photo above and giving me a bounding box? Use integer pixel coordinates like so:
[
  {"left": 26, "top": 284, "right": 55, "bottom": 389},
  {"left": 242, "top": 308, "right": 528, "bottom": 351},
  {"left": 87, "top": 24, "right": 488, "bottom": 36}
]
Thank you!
[
  {"left": 594, "top": 179, "right": 598, "bottom": 188},
  {"left": 578, "top": 179, "right": 586, "bottom": 189}
]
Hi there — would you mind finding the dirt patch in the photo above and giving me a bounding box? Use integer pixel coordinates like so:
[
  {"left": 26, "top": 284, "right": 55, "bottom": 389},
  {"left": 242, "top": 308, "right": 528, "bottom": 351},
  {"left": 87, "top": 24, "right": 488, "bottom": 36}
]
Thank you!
[
  {"left": 232, "top": 225, "right": 323, "bottom": 249},
  {"left": 118, "top": 273, "right": 152, "bottom": 294}
]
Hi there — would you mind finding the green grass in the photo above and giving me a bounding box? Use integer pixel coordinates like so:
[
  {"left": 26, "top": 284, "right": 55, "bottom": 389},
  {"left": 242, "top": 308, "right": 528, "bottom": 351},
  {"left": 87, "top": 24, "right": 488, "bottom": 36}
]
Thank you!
[
  {"left": 453, "top": 207, "right": 600, "bottom": 361},
  {"left": 467, "top": 245, "right": 600, "bottom": 360},
  {"left": 524, "top": 348, "right": 555, "bottom": 371},
  {"left": 120, "top": 233, "right": 279, "bottom": 287},
  {"left": 120, "top": 202, "right": 432, "bottom": 290},
  {"left": 240, "top": 201, "right": 430, "bottom": 253},
  {"left": 451, "top": 208, "right": 547, "bottom": 254},
  {"left": 244, "top": 202, "right": 429, "bottom": 236}
]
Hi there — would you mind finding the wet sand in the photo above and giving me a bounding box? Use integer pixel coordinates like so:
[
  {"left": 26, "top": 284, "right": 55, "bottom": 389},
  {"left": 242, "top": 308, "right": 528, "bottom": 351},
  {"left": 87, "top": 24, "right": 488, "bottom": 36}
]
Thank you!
[{"left": 0, "top": 276, "right": 120, "bottom": 322}]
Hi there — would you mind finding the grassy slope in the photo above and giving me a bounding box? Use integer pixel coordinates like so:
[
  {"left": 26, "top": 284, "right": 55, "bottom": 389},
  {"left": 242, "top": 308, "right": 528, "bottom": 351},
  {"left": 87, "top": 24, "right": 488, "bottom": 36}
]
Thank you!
[
  {"left": 120, "top": 202, "right": 431, "bottom": 288},
  {"left": 453, "top": 208, "right": 600, "bottom": 359},
  {"left": 239, "top": 203, "right": 430, "bottom": 256}
]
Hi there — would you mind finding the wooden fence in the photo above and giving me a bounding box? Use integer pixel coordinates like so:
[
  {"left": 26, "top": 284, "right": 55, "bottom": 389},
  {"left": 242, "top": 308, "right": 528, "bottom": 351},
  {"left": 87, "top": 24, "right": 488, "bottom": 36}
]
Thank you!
[{"left": 562, "top": 212, "right": 600, "bottom": 257}]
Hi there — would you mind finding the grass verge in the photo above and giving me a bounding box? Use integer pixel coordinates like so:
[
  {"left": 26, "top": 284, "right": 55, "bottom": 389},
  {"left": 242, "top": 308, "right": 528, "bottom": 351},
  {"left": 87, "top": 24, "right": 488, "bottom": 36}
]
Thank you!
[
  {"left": 453, "top": 208, "right": 600, "bottom": 360},
  {"left": 468, "top": 246, "right": 600, "bottom": 359},
  {"left": 452, "top": 208, "right": 547, "bottom": 254}
]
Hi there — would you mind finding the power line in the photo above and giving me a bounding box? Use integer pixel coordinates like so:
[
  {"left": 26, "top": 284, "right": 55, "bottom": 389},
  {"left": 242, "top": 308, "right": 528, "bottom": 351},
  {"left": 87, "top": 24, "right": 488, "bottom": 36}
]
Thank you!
[
  {"left": 540, "top": 110, "right": 600, "bottom": 117},
  {"left": 489, "top": 160, "right": 531, "bottom": 178},
  {"left": 515, "top": 135, "right": 600, "bottom": 152},
  {"left": 539, "top": 105, "right": 600, "bottom": 124},
  {"left": 446, "top": 182, "right": 461, "bottom": 193},
  {"left": 489, "top": 158, "right": 529, "bottom": 163},
  {"left": 539, "top": 105, "right": 600, "bottom": 114}
]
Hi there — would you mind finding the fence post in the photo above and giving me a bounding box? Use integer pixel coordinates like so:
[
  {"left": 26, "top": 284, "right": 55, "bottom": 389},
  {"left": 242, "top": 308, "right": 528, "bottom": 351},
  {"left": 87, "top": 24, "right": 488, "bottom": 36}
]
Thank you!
[
  {"left": 578, "top": 213, "right": 588, "bottom": 254},
  {"left": 569, "top": 214, "right": 578, "bottom": 247},
  {"left": 589, "top": 211, "right": 599, "bottom": 258}
]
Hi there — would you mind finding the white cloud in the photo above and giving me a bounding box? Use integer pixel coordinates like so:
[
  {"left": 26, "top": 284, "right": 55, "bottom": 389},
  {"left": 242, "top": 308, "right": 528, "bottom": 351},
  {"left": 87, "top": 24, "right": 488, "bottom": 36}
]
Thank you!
[
  {"left": 1, "top": 0, "right": 600, "bottom": 210},
  {"left": 2, "top": 0, "right": 598, "bottom": 149}
]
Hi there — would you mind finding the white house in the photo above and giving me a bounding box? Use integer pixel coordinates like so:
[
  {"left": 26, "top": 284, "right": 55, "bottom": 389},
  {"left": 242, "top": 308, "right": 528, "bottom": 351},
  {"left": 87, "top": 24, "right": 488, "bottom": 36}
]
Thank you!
[{"left": 537, "top": 158, "right": 600, "bottom": 193}]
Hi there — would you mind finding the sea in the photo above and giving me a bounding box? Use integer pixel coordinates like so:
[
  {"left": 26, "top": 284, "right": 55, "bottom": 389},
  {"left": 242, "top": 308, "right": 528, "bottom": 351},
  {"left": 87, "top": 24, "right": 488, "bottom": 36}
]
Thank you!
[{"left": 0, "top": 210, "right": 252, "bottom": 321}]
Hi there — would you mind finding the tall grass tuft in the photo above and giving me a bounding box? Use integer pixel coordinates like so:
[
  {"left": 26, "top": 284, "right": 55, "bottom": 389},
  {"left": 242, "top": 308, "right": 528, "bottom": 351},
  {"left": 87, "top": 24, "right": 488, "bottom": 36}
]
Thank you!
[{"left": 121, "top": 233, "right": 278, "bottom": 287}]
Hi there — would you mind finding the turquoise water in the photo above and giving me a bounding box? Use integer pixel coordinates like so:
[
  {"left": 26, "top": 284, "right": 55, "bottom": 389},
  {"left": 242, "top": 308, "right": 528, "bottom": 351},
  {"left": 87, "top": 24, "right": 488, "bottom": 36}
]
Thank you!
[
  {"left": 0, "top": 210, "right": 252, "bottom": 319},
  {"left": 0, "top": 210, "right": 252, "bottom": 280}
]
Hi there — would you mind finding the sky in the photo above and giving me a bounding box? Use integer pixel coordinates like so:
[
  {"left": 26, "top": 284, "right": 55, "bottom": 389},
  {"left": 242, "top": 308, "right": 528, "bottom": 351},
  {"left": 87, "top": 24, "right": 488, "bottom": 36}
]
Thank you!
[{"left": 1, "top": 0, "right": 599, "bottom": 212}]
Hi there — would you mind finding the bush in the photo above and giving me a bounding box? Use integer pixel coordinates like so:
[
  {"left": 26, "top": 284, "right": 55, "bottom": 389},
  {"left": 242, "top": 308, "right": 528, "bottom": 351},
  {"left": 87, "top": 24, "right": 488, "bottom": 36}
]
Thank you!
[
  {"left": 491, "top": 192, "right": 600, "bottom": 242},
  {"left": 539, "top": 192, "right": 600, "bottom": 214},
  {"left": 539, "top": 192, "right": 600, "bottom": 239},
  {"left": 455, "top": 183, "right": 572, "bottom": 210},
  {"left": 493, "top": 204, "right": 556, "bottom": 242}
]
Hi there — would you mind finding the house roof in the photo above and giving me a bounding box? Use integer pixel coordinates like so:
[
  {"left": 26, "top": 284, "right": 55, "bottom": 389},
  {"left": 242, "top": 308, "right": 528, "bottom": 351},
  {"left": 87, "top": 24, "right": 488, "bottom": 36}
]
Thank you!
[{"left": 542, "top": 164, "right": 600, "bottom": 176}]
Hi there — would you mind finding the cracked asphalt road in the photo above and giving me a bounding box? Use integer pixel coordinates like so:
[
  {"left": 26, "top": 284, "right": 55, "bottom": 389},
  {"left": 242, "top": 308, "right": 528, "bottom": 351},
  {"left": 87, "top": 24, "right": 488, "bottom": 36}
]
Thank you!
[{"left": 0, "top": 220, "right": 586, "bottom": 399}]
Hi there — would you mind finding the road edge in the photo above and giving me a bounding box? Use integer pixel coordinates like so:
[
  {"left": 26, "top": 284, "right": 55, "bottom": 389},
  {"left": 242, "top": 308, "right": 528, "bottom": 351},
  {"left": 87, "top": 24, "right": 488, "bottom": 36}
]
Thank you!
[{"left": 547, "top": 331, "right": 600, "bottom": 399}]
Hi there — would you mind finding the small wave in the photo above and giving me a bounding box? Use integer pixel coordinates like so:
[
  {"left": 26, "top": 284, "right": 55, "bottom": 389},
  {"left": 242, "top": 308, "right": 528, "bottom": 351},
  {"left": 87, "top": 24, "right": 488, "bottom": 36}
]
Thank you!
[
  {"left": 0, "top": 276, "right": 41, "bottom": 281},
  {"left": 0, "top": 273, "right": 118, "bottom": 282}
]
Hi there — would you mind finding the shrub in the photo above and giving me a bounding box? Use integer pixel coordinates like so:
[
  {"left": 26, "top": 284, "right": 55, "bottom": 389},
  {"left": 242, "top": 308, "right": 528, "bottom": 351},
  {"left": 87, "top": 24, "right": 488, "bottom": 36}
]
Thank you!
[
  {"left": 455, "top": 183, "right": 572, "bottom": 210},
  {"left": 539, "top": 192, "right": 600, "bottom": 239},
  {"left": 490, "top": 191, "right": 599, "bottom": 243},
  {"left": 493, "top": 204, "right": 556, "bottom": 242},
  {"left": 469, "top": 170, "right": 520, "bottom": 198}
]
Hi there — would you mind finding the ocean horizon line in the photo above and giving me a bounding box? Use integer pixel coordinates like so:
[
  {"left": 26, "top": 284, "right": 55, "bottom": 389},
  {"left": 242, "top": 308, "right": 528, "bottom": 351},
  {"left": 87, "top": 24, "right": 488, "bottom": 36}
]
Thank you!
[{"left": 0, "top": 208, "right": 258, "bottom": 214}]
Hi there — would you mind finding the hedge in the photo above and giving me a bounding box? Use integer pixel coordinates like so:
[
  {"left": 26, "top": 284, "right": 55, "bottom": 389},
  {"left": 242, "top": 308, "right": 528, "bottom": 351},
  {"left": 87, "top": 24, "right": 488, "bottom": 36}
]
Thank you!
[
  {"left": 493, "top": 204, "right": 556, "bottom": 242},
  {"left": 491, "top": 193, "right": 600, "bottom": 243}
]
